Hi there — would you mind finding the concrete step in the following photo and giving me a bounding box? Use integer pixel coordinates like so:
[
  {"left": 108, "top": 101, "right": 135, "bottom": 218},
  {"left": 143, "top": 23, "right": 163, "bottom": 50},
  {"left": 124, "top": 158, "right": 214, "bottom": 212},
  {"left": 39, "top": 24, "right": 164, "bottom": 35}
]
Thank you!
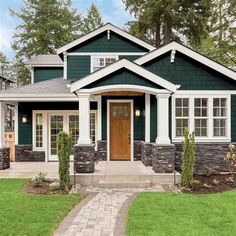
[{"left": 97, "top": 179, "right": 152, "bottom": 188}]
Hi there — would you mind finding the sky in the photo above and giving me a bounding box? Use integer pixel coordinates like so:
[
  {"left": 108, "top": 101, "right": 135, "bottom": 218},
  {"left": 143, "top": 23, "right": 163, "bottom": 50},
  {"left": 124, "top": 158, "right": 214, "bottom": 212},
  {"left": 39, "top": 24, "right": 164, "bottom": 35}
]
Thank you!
[{"left": 0, "top": 0, "right": 134, "bottom": 60}]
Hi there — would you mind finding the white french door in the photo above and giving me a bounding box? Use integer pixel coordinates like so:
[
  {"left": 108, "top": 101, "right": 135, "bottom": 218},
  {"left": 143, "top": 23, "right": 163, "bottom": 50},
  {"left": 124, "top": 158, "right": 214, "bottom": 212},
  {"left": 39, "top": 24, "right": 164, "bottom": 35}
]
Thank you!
[{"left": 48, "top": 113, "right": 79, "bottom": 161}]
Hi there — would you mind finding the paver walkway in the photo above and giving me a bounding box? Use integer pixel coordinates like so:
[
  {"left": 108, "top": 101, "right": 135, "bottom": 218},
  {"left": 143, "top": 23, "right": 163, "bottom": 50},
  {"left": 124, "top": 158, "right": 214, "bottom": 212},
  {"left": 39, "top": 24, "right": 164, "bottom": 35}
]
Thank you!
[{"left": 54, "top": 185, "right": 166, "bottom": 236}]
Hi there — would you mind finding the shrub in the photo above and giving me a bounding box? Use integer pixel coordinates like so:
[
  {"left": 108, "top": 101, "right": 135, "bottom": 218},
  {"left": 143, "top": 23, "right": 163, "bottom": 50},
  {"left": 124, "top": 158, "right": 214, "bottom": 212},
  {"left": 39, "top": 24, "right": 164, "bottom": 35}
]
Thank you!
[
  {"left": 32, "top": 172, "right": 47, "bottom": 187},
  {"left": 181, "top": 128, "right": 196, "bottom": 188},
  {"left": 224, "top": 144, "right": 236, "bottom": 180},
  {"left": 202, "top": 166, "right": 213, "bottom": 177},
  {"left": 56, "top": 131, "right": 72, "bottom": 192}
]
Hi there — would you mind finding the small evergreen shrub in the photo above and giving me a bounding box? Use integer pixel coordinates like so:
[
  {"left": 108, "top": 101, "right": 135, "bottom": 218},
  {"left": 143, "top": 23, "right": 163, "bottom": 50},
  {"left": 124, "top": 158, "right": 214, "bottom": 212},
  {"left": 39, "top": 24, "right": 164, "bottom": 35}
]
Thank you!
[
  {"left": 181, "top": 128, "right": 196, "bottom": 188},
  {"left": 32, "top": 172, "right": 47, "bottom": 187},
  {"left": 56, "top": 131, "right": 72, "bottom": 192}
]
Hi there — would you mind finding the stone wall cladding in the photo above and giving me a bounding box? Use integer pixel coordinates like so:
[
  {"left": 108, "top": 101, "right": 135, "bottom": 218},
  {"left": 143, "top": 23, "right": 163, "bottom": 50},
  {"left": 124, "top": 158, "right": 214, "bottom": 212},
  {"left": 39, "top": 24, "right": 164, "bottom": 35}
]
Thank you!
[
  {"left": 15, "top": 145, "right": 45, "bottom": 162},
  {"left": 153, "top": 144, "right": 176, "bottom": 173},
  {"left": 0, "top": 147, "right": 10, "bottom": 170},
  {"left": 175, "top": 143, "right": 230, "bottom": 174},
  {"left": 97, "top": 141, "right": 107, "bottom": 161},
  {"left": 134, "top": 141, "right": 142, "bottom": 161},
  {"left": 141, "top": 142, "right": 153, "bottom": 166},
  {"left": 74, "top": 144, "right": 95, "bottom": 173}
]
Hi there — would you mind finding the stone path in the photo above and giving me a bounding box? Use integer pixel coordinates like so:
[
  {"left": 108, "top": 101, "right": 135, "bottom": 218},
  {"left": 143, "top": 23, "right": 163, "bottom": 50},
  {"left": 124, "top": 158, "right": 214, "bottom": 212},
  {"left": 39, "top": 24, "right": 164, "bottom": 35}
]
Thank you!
[{"left": 54, "top": 185, "right": 166, "bottom": 236}]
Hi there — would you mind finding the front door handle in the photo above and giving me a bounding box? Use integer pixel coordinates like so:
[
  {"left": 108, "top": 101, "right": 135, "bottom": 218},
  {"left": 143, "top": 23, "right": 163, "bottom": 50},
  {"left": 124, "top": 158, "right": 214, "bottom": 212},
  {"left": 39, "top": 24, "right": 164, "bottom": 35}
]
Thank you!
[{"left": 128, "top": 134, "right": 131, "bottom": 144}]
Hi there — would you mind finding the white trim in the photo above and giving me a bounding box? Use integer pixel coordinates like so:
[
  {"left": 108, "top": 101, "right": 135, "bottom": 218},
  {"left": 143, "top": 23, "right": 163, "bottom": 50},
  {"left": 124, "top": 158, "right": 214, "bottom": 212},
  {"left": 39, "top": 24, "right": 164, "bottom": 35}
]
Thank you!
[
  {"left": 145, "top": 94, "right": 150, "bottom": 142},
  {"left": 107, "top": 100, "right": 134, "bottom": 161},
  {"left": 57, "top": 23, "right": 155, "bottom": 54},
  {"left": 90, "top": 55, "right": 119, "bottom": 73},
  {"left": 67, "top": 52, "right": 146, "bottom": 56},
  {"left": 80, "top": 85, "right": 171, "bottom": 96},
  {"left": 0, "top": 102, "right": 5, "bottom": 148},
  {"left": 63, "top": 52, "right": 67, "bottom": 79},
  {"left": 135, "top": 41, "right": 236, "bottom": 81},
  {"left": 30, "top": 67, "right": 34, "bottom": 84},
  {"left": 31, "top": 65, "right": 63, "bottom": 67},
  {"left": 71, "top": 59, "right": 178, "bottom": 93},
  {"left": 14, "top": 103, "right": 18, "bottom": 145},
  {"left": 171, "top": 94, "right": 231, "bottom": 143},
  {"left": 95, "top": 95, "right": 102, "bottom": 140},
  {"left": 175, "top": 90, "right": 236, "bottom": 95}
]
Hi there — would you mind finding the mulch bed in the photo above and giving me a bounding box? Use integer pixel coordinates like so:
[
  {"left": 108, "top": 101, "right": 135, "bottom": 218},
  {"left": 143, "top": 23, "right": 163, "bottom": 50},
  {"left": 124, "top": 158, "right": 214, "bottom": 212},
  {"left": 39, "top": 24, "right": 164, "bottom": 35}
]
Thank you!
[
  {"left": 184, "top": 174, "right": 236, "bottom": 194},
  {"left": 24, "top": 180, "right": 67, "bottom": 195}
]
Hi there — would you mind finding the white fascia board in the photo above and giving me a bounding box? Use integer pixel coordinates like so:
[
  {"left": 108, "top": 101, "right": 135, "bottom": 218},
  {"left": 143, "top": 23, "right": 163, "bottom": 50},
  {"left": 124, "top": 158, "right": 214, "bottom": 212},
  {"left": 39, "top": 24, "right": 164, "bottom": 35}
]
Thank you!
[
  {"left": 175, "top": 90, "right": 236, "bottom": 95},
  {"left": 79, "top": 85, "right": 171, "bottom": 95},
  {"left": 135, "top": 41, "right": 236, "bottom": 81},
  {"left": 67, "top": 52, "right": 146, "bottom": 56},
  {"left": 57, "top": 23, "right": 156, "bottom": 54},
  {"left": 31, "top": 64, "right": 63, "bottom": 67},
  {"left": 71, "top": 59, "right": 178, "bottom": 93}
]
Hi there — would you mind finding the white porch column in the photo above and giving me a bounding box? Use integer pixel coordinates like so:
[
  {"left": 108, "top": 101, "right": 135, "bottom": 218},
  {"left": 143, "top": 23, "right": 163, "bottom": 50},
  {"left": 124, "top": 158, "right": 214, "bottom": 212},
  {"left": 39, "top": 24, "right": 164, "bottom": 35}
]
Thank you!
[
  {"left": 0, "top": 102, "right": 5, "bottom": 148},
  {"left": 14, "top": 103, "right": 18, "bottom": 145},
  {"left": 156, "top": 94, "right": 171, "bottom": 144},
  {"left": 145, "top": 93, "right": 150, "bottom": 142},
  {"left": 78, "top": 93, "right": 92, "bottom": 145}
]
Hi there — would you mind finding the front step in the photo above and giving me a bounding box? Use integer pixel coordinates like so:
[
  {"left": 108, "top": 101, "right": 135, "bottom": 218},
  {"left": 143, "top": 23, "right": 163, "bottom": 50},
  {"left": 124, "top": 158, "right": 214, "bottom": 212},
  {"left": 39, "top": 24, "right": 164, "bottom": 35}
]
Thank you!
[{"left": 98, "top": 179, "right": 152, "bottom": 188}]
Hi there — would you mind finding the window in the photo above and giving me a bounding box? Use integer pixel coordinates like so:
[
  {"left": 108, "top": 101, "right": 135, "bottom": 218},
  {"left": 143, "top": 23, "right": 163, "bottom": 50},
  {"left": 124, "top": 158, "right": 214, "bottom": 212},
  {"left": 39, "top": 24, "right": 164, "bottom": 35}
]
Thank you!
[
  {"left": 173, "top": 96, "right": 229, "bottom": 141},
  {"left": 194, "top": 98, "right": 208, "bottom": 137},
  {"left": 213, "top": 98, "right": 227, "bottom": 137},
  {"left": 35, "top": 113, "right": 43, "bottom": 148},
  {"left": 175, "top": 98, "right": 189, "bottom": 137},
  {"left": 92, "top": 56, "right": 117, "bottom": 72},
  {"left": 69, "top": 115, "right": 79, "bottom": 146}
]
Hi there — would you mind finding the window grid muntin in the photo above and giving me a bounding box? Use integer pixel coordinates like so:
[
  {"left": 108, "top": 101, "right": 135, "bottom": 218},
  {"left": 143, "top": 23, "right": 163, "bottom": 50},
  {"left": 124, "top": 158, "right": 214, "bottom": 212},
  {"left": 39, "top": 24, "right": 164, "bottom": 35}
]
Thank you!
[{"left": 35, "top": 113, "right": 43, "bottom": 148}]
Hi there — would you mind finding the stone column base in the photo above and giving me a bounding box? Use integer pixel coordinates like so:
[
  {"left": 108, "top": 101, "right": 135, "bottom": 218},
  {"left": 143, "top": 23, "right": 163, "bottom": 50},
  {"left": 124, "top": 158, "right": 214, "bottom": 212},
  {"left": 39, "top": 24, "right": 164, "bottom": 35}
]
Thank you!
[
  {"left": 74, "top": 144, "right": 95, "bottom": 173},
  {"left": 153, "top": 144, "right": 175, "bottom": 173},
  {"left": 97, "top": 140, "right": 107, "bottom": 161},
  {"left": 0, "top": 147, "right": 10, "bottom": 170},
  {"left": 141, "top": 142, "right": 153, "bottom": 166}
]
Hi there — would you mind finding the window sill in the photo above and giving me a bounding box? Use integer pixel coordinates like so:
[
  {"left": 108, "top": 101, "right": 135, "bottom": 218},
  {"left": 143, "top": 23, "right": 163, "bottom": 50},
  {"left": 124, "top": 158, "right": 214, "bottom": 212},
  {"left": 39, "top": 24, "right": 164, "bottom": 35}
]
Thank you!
[{"left": 172, "top": 138, "right": 231, "bottom": 143}]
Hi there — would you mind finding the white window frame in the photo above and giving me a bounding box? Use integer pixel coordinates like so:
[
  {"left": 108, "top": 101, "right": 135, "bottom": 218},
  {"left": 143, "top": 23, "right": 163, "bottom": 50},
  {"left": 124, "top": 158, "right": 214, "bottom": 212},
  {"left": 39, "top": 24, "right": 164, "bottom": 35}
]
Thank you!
[
  {"left": 172, "top": 94, "right": 231, "bottom": 142},
  {"left": 32, "top": 110, "right": 98, "bottom": 154},
  {"left": 90, "top": 55, "right": 119, "bottom": 73}
]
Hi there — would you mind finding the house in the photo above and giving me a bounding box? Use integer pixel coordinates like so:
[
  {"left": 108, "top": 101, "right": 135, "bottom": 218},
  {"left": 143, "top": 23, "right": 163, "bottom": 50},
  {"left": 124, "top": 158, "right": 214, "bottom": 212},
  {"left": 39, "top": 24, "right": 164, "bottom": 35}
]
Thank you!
[
  {"left": 0, "top": 23, "right": 236, "bottom": 173},
  {"left": 0, "top": 74, "right": 15, "bottom": 91}
]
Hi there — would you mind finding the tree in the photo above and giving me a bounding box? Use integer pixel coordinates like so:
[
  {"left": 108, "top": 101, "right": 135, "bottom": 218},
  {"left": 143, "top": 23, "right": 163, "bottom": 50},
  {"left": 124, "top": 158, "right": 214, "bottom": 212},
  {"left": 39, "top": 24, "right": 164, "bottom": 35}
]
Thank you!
[
  {"left": 10, "top": 0, "right": 82, "bottom": 85},
  {"left": 82, "top": 3, "right": 103, "bottom": 35},
  {"left": 195, "top": 0, "right": 236, "bottom": 69},
  {"left": 123, "top": 0, "right": 211, "bottom": 47}
]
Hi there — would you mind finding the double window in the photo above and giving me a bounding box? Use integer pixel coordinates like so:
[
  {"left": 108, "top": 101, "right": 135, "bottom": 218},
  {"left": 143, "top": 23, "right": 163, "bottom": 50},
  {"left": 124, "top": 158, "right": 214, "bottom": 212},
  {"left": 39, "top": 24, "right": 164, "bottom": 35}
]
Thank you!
[
  {"left": 173, "top": 96, "right": 229, "bottom": 140},
  {"left": 91, "top": 56, "right": 118, "bottom": 72}
]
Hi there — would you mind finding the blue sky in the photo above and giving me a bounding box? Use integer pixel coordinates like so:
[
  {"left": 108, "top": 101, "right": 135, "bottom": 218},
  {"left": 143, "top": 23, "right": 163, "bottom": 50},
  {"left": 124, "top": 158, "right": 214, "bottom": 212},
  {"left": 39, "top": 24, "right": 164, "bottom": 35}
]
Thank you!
[{"left": 0, "top": 0, "right": 134, "bottom": 60}]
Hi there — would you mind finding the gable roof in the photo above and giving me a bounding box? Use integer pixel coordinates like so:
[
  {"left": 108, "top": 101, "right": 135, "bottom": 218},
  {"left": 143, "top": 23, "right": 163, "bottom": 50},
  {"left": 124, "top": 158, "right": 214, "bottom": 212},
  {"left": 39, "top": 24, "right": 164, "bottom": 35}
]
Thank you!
[
  {"left": 135, "top": 41, "right": 236, "bottom": 81},
  {"left": 70, "top": 59, "right": 179, "bottom": 93},
  {"left": 26, "top": 55, "right": 63, "bottom": 66},
  {"left": 0, "top": 75, "right": 15, "bottom": 83},
  {"left": 57, "top": 23, "right": 156, "bottom": 54}
]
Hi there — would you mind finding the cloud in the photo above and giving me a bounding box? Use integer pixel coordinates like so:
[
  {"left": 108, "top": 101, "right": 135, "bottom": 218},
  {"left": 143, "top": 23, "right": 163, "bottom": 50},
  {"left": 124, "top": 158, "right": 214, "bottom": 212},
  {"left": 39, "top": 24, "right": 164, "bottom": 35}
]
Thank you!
[{"left": 0, "top": 22, "right": 14, "bottom": 58}]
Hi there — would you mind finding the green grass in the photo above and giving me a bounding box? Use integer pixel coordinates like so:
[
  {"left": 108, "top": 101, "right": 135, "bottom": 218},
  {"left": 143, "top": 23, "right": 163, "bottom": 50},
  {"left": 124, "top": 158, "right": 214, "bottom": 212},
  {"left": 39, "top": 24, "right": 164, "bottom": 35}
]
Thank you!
[
  {"left": 127, "top": 191, "right": 236, "bottom": 236},
  {"left": 0, "top": 179, "right": 81, "bottom": 236}
]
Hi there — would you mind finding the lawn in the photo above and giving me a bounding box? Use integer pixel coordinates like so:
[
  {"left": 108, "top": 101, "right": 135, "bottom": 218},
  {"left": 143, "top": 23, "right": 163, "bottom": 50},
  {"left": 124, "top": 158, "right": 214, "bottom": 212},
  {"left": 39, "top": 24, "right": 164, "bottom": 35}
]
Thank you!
[
  {"left": 0, "top": 179, "right": 81, "bottom": 236},
  {"left": 127, "top": 191, "right": 236, "bottom": 236}
]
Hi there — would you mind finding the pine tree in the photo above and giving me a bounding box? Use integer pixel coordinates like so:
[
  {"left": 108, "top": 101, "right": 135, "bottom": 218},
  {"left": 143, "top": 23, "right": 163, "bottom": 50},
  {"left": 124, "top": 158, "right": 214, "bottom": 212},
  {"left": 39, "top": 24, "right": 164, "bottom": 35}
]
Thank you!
[
  {"left": 10, "top": 0, "right": 82, "bottom": 85},
  {"left": 0, "top": 52, "right": 10, "bottom": 76},
  {"left": 123, "top": 0, "right": 211, "bottom": 47},
  {"left": 82, "top": 3, "right": 103, "bottom": 35},
  {"left": 196, "top": 0, "right": 236, "bottom": 69}
]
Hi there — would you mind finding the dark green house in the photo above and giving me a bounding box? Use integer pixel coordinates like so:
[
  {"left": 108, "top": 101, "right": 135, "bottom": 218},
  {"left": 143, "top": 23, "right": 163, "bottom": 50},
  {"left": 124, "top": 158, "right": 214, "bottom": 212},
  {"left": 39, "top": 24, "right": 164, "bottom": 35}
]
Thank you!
[{"left": 0, "top": 23, "right": 235, "bottom": 174}]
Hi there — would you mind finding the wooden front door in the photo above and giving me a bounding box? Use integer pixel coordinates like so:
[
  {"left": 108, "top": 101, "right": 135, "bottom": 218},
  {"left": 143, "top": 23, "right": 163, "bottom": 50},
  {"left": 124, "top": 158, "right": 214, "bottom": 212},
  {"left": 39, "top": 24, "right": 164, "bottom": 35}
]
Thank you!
[{"left": 110, "top": 102, "right": 131, "bottom": 161}]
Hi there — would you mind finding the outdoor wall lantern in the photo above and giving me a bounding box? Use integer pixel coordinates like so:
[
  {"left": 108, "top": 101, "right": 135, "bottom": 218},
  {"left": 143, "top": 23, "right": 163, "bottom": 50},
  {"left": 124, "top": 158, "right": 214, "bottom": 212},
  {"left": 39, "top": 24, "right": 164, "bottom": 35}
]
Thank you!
[
  {"left": 22, "top": 115, "right": 28, "bottom": 123},
  {"left": 135, "top": 107, "right": 141, "bottom": 117}
]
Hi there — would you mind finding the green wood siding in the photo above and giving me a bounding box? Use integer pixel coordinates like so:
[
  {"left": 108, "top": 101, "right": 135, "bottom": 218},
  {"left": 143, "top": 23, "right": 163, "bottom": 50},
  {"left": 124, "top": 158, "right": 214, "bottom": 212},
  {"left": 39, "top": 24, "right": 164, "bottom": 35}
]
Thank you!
[
  {"left": 18, "top": 102, "right": 97, "bottom": 145},
  {"left": 85, "top": 69, "right": 163, "bottom": 89},
  {"left": 119, "top": 55, "right": 141, "bottom": 61},
  {"left": 144, "top": 52, "right": 236, "bottom": 90},
  {"left": 231, "top": 95, "right": 236, "bottom": 142},
  {"left": 150, "top": 95, "right": 157, "bottom": 142},
  {"left": 68, "top": 31, "right": 149, "bottom": 53},
  {"left": 67, "top": 56, "right": 90, "bottom": 80},
  {"left": 34, "top": 67, "right": 63, "bottom": 83},
  {"left": 101, "top": 96, "right": 145, "bottom": 141}
]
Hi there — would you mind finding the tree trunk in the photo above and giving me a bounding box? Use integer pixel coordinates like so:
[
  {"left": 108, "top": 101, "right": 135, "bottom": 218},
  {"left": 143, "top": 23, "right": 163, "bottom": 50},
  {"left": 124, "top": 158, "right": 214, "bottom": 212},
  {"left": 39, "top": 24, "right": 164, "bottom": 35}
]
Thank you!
[
  {"left": 163, "top": 22, "right": 172, "bottom": 44},
  {"left": 155, "top": 21, "right": 161, "bottom": 48}
]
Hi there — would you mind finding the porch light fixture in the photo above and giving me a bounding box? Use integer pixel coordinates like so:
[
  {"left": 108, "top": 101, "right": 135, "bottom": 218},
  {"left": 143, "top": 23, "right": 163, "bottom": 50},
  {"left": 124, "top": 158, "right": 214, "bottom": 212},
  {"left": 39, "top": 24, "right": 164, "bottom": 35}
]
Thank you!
[
  {"left": 135, "top": 107, "right": 141, "bottom": 117},
  {"left": 22, "top": 115, "right": 28, "bottom": 124}
]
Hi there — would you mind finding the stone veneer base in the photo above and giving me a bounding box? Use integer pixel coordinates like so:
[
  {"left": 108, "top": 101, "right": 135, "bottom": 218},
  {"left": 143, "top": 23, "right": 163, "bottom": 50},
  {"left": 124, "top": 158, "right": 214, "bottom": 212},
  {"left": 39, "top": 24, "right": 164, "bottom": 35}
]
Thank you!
[
  {"left": 0, "top": 147, "right": 10, "bottom": 170},
  {"left": 74, "top": 144, "right": 95, "bottom": 173},
  {"left": 141, "top": 142, "right": 153, "bottom": 166},
  {"left": 15, "top": 145, "right": 45, "bottom": 162}
]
